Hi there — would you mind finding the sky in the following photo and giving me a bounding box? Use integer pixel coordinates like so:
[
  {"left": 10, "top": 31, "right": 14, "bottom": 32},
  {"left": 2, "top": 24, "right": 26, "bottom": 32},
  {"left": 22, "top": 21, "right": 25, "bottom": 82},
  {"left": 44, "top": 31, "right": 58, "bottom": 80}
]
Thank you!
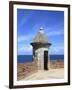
[{"left": 17, "top": 9, "right": 64, "bottom": 55}]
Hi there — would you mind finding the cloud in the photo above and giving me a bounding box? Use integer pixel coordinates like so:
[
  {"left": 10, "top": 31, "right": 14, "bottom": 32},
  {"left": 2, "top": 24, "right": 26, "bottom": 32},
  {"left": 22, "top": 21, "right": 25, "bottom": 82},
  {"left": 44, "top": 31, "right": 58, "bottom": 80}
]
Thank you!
[
  {"left": 18, "top": 34, "right": 34, "bottom": 42},
  {"left": 45, "top": 23, "right": 64, "bottom": 31},
  {"left": 18, "top": 11, "right": 34, "bottom": 28},
  {"left": 50, "top": 45, "right": 64, "bottom": 54},
  {"left": 18, "top": 45, "right": 32, "bottom": 51},
  {"left": 47, "top": 30, "right": 64, "bottom": 36},
  {"left": 18, "top": 36, "right": 28, "bottom": 42},
  {"left": 44, "top": 23, "right": 64, "bottom": 37},
  {"left": 18, "top": 44, "right": 64, "bottom": 55},
  {"left": 18, "top": 44, "right": 32, "bottom": 55}
]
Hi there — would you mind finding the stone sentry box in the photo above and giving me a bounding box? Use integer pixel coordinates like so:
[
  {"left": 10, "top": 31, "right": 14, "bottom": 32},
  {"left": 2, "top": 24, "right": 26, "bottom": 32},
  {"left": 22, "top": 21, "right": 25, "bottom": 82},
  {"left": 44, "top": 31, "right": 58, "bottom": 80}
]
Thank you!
[{"left": 31, "top": 27, "right": 51, "bottom": 70}]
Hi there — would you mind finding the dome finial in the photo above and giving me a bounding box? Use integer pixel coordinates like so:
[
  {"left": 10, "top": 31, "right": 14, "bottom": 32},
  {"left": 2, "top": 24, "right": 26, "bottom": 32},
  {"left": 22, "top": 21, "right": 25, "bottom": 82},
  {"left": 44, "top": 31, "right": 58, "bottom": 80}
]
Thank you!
[
  {"left": 40, "top": 27, "right": 44, "bottom": 30},
  {"left": 39, "top": 27, "right": 44, "bottom": 34}
]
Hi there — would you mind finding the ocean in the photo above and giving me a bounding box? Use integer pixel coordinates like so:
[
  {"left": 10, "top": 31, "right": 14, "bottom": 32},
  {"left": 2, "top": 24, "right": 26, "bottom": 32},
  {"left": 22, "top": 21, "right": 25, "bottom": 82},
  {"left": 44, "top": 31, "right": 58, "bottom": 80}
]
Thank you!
[{"left": 17, "top": 55, "right": 64, "bottom": 63}]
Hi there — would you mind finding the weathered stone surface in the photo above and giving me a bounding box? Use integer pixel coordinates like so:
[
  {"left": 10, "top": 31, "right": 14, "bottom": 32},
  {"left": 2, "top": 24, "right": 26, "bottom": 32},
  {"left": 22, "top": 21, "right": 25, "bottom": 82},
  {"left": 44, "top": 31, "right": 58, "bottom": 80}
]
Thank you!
[
  {"left": 17, "top": 60, "right": 64, "bottom": 80},
  {"left": 17, "top": 60, "right": 38, "bottom": 80},
  {"left": 49, "top": 60, "right": 64, "bottom": 69}
]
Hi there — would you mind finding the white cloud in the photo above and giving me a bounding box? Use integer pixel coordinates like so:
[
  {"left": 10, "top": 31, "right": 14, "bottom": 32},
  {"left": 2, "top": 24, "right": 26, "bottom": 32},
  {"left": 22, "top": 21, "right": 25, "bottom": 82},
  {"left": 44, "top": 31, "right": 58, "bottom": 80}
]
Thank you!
[
  {"left": 18, "top": 36, "right": 28, "bottom": 42},
  {"left": 18, "top": 12, "right": 34, "bottom": 28},
  {"left": 47, "top": 30, "right": 64, "bottom": 36},
  {"left": 18, "top": 44, "right": 32, "bottom": 55},
  {"left": 50, "top": 45, "right": 64, "bottom": 54},
  {"left": 18, "top": 45, "right": 32, "bottom": 51},
  {"left": 18, "top": 34, "right": 34, "bottom": 42},
  {"left": 45, "top": 23, "right": 63, "bottom": 31}
]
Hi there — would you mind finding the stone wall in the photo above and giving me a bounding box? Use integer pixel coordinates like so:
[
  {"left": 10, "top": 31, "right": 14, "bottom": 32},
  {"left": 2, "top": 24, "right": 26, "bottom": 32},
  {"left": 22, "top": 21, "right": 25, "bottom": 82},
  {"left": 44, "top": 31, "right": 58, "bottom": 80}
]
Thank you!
[
  {"left": 49, "top": 60, "right": 64, "bottom": 69},
  {"left": 17, "top": 60, "right": 64, "bottom": 80},
  {"left": 17, "top": 60, "right": 37, "bottom": 80}
]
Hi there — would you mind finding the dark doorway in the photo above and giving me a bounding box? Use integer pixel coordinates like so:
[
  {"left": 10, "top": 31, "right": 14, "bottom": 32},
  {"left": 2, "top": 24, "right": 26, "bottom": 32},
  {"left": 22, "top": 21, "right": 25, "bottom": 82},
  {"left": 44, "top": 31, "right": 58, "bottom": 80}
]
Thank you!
[{"left": 44, "top": 51, "right": 48, "bottom": 70}]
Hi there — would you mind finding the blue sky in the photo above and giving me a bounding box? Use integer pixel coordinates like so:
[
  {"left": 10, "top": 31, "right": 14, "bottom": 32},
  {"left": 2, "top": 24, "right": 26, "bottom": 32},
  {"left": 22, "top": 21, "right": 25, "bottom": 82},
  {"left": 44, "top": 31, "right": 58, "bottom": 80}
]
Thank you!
[{"left": 17, "top": 9, "right": 64, "bottom": 55}]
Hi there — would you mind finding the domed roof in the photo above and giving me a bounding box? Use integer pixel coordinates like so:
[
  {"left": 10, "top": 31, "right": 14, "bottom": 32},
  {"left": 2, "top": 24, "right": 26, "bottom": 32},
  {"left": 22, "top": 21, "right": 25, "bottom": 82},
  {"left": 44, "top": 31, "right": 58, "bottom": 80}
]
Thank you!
[{"left": 33, "top": 27, "right": 48, "bottom": 43}]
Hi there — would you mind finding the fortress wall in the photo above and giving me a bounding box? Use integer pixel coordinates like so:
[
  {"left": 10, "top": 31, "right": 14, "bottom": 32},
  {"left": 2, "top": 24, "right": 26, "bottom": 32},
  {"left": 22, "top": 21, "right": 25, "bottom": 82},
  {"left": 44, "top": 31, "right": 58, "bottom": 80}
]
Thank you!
[
  {"left": 17, "top": 60, "right": 37, "bottom": 80},
  {"left": 17, "top": 59, "right": 64, "bottom": 80}
]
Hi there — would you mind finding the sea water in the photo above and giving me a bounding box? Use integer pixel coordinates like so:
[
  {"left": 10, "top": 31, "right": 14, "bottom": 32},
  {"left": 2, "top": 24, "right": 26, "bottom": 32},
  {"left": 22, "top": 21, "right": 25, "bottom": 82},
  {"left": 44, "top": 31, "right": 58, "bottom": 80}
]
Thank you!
[{"left": 17, "top": 55, "right": 64, "bottom": 63}]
